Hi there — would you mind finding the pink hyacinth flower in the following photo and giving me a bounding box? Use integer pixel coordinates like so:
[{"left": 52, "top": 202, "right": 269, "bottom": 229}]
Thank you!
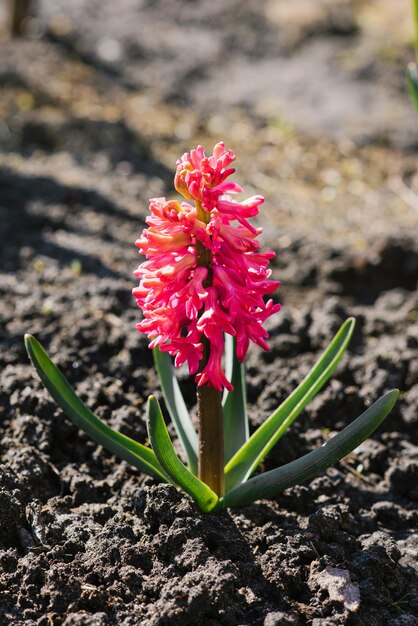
[{"left": 133, "top": 143, "right": 280, "bottom": 391}]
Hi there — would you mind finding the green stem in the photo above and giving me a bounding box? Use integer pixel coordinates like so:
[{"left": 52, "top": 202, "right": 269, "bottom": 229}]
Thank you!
[
  {"left": 195, "top": 200, "right": 225, "bottom": 497},
  {"left": 197, "top": 342, "right": 225, "bottom": 496}
]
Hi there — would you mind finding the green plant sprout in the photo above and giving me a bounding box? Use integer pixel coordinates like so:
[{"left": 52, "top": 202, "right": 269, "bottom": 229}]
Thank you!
[
  {"left": 25, "top": 143, "right": 399, "bottom": 513},
  {"left": 391, "top": 594, "right": 412, "bottom": 612},
  {"left": 407, "top": 0, "right": 418, "bottom": 113}
]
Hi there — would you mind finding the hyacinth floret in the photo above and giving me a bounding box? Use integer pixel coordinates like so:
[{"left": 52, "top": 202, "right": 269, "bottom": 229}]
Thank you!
[{"left": 133, "top": 142, "right": 280, "bottom": 391}]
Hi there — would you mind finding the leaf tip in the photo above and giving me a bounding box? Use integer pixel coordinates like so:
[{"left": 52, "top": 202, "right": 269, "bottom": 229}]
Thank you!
[
  {"left": 147, "top": 394, "right": 159, "bottom": 410},
  {"left": 407, "top": 61, "right": 417, "bottom": 75},
  {"left": 387, "top": 388, "right": 400, "bottom": 403},
  {"left": 146, "top": 395, "right": 161, "bottom": 424},
  {"left": 24, "top": 334, "right": 37, "bottom": 358},
  {"left": 345, "top": 316, "right": 356, "bottom": 332}
]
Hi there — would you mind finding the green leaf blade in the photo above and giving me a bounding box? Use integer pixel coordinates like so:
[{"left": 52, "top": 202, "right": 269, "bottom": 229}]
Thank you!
[
  {"left": 222, "top": 334, "right": 249, "bottom": 463},
  {"left": 407, "top": 63, "right": 418, "bottom": 115},
  {"left": 25, "top": 334, "right": 167, "bottom": 481},
  {"left": 224, "top": 318, "right": 356, "bottom": 491},
  {"left": 146, "top": 396, "right": 219, "bottom": 513},
  {"left": 223, "top": 389, "right": 399, "bottom": 509},
  {"left": 153, "top": 348, "right": 198, "bottom": 475}
]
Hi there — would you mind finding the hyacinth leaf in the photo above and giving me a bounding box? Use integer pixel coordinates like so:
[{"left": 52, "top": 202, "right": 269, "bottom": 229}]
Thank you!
[
  {"left": 153, "top": 348, "right": 198, "bottom": 475},
  {"left": 407, "top": 63, "right": 418, "bottom": 114},
  {"left": 25, "top": 335, "right": 167, "bottom": 481},
  {"left": 408, "top": 0, "right": 418, "bottom": 114},
  {"left": 222, "top": 334, "right": 249, "bottom": 463},
  {"left": 224, "top": 317, "right": 355, "bottom": 491},
  {"left": 146, "top": 395, "right": 219, "bottom": 513},
  {"left": 222, "top": 389, "right": 399, "bottom": 509}
]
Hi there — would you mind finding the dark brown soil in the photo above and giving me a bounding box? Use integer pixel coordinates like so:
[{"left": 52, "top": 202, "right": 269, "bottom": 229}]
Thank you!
[{"left": 1, "top": 1, "right": 418, "bottom": 625}]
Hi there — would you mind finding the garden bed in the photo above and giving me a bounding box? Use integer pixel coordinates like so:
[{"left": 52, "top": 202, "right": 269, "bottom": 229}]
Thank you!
[{"left": 1, "top": 1, "right": 418, "bottom": 624}]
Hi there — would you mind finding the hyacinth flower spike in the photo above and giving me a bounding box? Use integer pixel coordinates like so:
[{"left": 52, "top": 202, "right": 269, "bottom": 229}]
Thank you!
[
  {"left": 133, "top": 143, "right": 280, "bottom": 496},
  {"left": 25, "top": 143, "right": 399, "bottom": 513}
]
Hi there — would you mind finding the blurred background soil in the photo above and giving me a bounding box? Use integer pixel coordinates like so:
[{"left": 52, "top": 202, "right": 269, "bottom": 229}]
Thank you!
[
  {"left": 0, "top": 0, "right": 417, "bottom": 251},
  {"left": 1, "top": 1, "right": 418, "bottom": 625}
]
